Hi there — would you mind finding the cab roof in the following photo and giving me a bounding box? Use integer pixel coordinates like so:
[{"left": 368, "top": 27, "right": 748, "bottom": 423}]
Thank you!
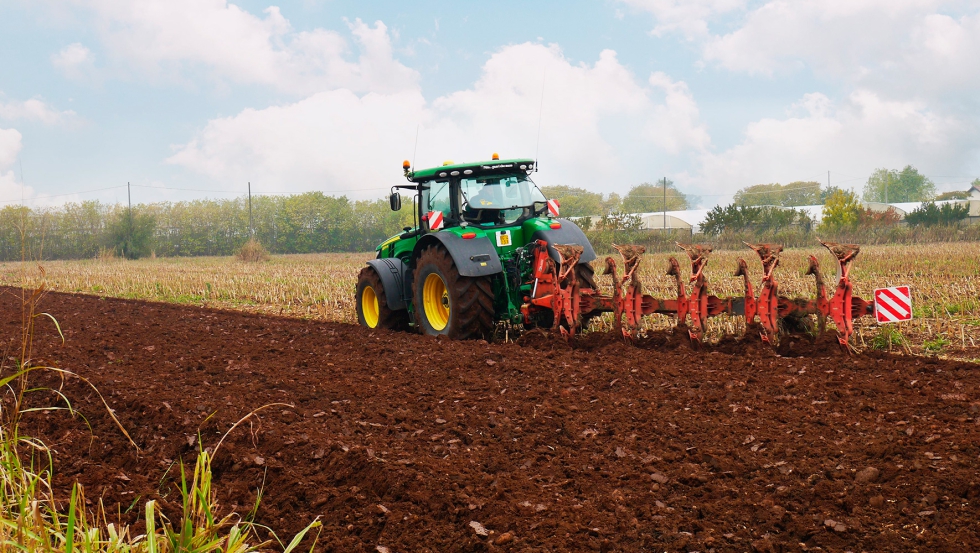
[{"left": 408, "top": 158, "right": 535, "bottom": 182}]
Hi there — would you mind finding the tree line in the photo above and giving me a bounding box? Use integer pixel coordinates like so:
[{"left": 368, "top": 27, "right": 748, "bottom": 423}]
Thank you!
[
  {"left": 539, "top": 180, "right": 692, "bottom": 217},
  {"left": 2, "top": 166, "right": 975, "bottom": 261},
  {"left": 0, "top": 192, "right": 412, "bottom": 261}
]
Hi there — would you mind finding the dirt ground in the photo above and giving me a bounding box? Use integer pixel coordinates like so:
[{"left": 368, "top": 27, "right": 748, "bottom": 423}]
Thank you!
[{"left": 2, "top": 286, "right": 979, "bottom": 553}]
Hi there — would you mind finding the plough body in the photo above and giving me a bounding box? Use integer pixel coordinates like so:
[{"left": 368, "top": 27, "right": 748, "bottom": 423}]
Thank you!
[{"left": 522, "top": 240, "right": 876, "bottom": 350}]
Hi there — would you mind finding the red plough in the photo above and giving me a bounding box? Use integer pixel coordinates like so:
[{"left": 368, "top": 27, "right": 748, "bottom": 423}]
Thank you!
[{"left": 523, "top": 239, "right": 876, "bottom": 350}]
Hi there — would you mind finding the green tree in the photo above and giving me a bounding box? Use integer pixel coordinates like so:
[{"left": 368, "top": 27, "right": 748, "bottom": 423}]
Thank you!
[
  {"left": 107, "top": 207, "right": 157, "bottom": 259},
  {"left": 935, "top": 190, "right": 969, "bottom": 200},
  {"left": 594, "top": 212, "right": 642, "bottom": 231},
  {"left": 539, "top": 185, "right": 605, "bottom": 217},
  {"left": 863, "top": 166, "right": 935, "bottom": 203},
  {"left": 733, "top": 184, "right": 780, "bottom": 206},
  {"left": 820, "top": 185, "right": 845, "bottom": 203},
  {"left": 781, "top": 181, "right": 822, "bottom": 206},
  {"left": 700, "top": 204, "right": 810, "bottom": 236},
  {"left": 602, "top": 193, "right": 622, "bottom": 214},
  {"left": 621, "top": 180, "right": 688, "bottom": 213},
  {"left": 733, "top": 181, "right": 821, "bottom": 207},
  {"left": 905, "top": 202, "right": 969, "bottom": 227},
  {"left": 701, "top": 204, "right": 760, "bottom": 236},
  {"left": 820, "top": 189, "right": 861, "bottom": 232}
]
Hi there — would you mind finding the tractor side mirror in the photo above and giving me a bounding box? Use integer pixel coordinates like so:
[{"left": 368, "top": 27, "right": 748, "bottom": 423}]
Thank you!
[{"left": 389, "top": 192, "right": 402, "bottom": 211}]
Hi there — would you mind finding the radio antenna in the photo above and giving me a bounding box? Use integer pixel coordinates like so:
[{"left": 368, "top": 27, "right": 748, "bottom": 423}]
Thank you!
[
  {"left": 412, "top": 124, "right": 420, "bottom": 171},
  {"left": 534, "top": 69, "right": 546, "bottom": 171}
]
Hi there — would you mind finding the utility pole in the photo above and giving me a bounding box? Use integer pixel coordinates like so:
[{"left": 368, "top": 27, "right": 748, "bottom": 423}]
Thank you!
[
  {"left": 127, "top": 181, "right": 132, "bottom": 257},
  {"left": 663, "top": 177, "right": 667, "bottom": 231},
  {"left": 248, "top": 182, "right": 253, "bottom": 237}
]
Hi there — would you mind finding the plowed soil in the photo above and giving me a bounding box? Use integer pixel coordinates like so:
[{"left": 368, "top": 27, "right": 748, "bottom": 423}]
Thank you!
[{"left": 3, "top": 286, "right": 979, "bottom": 552}]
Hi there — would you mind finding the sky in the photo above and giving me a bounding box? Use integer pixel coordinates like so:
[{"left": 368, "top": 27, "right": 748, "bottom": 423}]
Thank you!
[{"left": 1, "top": 0, "right": 979, "bottom": 209}]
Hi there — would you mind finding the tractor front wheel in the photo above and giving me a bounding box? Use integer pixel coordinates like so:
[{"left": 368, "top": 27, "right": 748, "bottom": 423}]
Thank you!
[
  {"left": 356, "top": 266, "right": 410, "bottom": 331},
  {"left": 413, "top": 245, "right": 494, "bottom": 339}
]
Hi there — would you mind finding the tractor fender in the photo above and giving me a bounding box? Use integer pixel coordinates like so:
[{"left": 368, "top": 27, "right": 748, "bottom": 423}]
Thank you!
[
  {"left": 530, "top": 218, "right": 597, "bottom": 265},
  {"left": 413, "top": 232, "right": 503, "bottom": 277},
  {"left": 365, "top": 258, "right": 409, "bottom": 310}
]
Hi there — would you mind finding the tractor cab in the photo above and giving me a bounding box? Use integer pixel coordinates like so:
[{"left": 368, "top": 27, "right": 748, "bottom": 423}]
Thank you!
[{"left": 400, "top": 156, "right": 546, "bottom": 233}]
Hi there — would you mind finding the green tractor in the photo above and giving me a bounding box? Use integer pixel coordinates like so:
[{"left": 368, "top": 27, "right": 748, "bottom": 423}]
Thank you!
[{"left": 355, "top": 154, "right": 599, "bottom": 339}]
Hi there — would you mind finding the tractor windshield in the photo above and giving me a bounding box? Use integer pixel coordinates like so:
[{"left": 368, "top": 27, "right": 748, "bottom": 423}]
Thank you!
[{"left": 460, "top": 174, "right": 546, "bottom": 225}]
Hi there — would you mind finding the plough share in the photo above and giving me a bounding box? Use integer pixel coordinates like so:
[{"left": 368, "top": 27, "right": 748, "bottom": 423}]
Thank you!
[{"left": 523, "top": 240, "right": 875, "bottom": 350}]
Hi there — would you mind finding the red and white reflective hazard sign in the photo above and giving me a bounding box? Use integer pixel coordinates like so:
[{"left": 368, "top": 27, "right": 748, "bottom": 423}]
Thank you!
[
  {"left": 547, "top": 199, "right": 560, "bottom": 217},
  {"left": 426, "top": 211, "right": 444, "bottom": 230},
  {"left": 874, "top": 285, "right": 912, "bottom": 323}
]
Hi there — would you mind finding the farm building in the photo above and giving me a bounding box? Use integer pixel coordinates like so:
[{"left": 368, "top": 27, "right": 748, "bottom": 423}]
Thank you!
[{"left": 635, "top": 210, "right": 711, "bottom": 233}]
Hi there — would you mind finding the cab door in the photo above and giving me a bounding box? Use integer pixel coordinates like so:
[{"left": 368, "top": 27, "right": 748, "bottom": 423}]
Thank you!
[{"left": 420, "top": 179, "right": 453, "bottom": 231}]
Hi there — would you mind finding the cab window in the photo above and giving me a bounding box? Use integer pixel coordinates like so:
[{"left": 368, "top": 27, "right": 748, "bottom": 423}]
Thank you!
[
  {"left": 422, "top": 180, "right": 451, "bottom": 215},
  {"left": 460, "top": 174, "right": 546, "bottom": 225},
  {"left": 421, "top": 180, "right": 451, "bottom": 229}
]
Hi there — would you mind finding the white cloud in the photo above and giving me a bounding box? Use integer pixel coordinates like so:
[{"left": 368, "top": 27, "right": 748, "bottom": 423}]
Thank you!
[
  {"left": 691, "top": 90, "right": 975, "bottom": 196},
  {"left": 619, "top": 0, "right": 746, "bottom": 39},
  {"left": 168, "top": 43, "right": 711, "bottom": 197},
  {"left": 0, "top": 127, "right": 28, "bottom": 202},
  {"left": 899, "top": 11, "right": 980, "bottom": 95},
  {"left": 622, "top": 0, "right": 980, "bottom": 201},
  {"left": 645, "top": 72, "right": 711, "bottom": 154},
  {"left": 0, "top": 97, "right": 77, "bottom": 125},
  {"left": 430, "top": 45, "right": 658, "bottom": 178},
  {"left": 701, "top": 0, "right": 950, "bottom": 77},
  {"left": 67, "top": 0, "right": 418, "bottom": 95},
  {"left": 625, "top": 0, "right": 980, "bottom": 98},
  {"left": 0, "top": 127, "right": 67, "bottom": 206},
  {"left": 51, "top": 42, "right": 97, "bottom": 80},
  {"left": 0, "top": 128, "right": 22, "bottom": 169},
  {"left": 167, "top": 88, "right": 427, "bottom": 196}
]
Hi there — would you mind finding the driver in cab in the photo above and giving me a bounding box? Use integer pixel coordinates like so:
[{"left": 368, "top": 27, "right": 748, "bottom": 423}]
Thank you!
[{"left": 464, "top": 181, "right": 503, "bottom": 223}]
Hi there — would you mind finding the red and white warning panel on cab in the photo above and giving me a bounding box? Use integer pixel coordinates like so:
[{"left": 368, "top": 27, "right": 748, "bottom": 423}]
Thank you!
[
  {"left": 426, "top": 211, "right": 444, "bottom": 230},
  {"left": 547, "top": 199, "right": 560, "bottom": 217},
  {"left": 874, "top": 285, "right": 912, "bottom": 323}
]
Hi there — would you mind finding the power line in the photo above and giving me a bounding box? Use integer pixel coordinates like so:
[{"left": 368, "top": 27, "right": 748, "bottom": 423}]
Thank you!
[
  {"left": 0, "top": 184, "right": 128, "bottom": 205},
  {"left": 131, "top": 184, "right": 392, "bottom": 194},
  {"left": 547, "top": 177, "right": 865, "bottom": 199},
  {"left": 131, "top": 184, "right": 244, "bottom": 194}
]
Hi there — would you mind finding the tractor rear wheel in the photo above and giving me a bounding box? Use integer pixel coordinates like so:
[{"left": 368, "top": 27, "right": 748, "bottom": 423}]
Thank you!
[
  {"left": 576, "top": 262, "right": 601, "bottom": 330},
  {"left": 356, "top": 266, "right": 410, "bottom": 331},
  {"left": 413, "top": 245, "right": 495, "bottom": 339}
]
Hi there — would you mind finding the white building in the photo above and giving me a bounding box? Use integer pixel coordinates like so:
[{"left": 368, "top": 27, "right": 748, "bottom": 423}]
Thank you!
[
  {"left": 575, "top": 195, "right": 980, "bottom": 235},
  {"left": 635, "top": 210, "right": 711, "bottom": 234}
]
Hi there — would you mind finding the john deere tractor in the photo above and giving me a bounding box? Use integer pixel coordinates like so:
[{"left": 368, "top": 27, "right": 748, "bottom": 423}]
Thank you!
[
  {"left": 356, "top": 156, "right": 886, "bottom": 349},
  {"left": 355, "top": 155, "right": 599, "bottom": 339}
]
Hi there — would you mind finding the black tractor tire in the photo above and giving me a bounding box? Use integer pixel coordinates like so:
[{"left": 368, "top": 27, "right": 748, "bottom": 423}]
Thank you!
[
  {"left": 576, "top": 262, "right": 601, "bottom": 330},
  {"left": 413, "top": 245, "right": 495, "bottom": 339},
  {"left": 356, "top": 266, "right": 410, "bottom": 331},
  {"left": 576, "top": 261, "right": 598, "bottom": 290}
]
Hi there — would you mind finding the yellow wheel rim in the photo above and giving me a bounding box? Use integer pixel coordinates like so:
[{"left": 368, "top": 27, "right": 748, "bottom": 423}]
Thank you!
[
  {"left": 361, "top": 285, "right": 380, "bottom": 328},
  {"left": 423, "top": 273, "right": 450, "bottom": 331}
]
